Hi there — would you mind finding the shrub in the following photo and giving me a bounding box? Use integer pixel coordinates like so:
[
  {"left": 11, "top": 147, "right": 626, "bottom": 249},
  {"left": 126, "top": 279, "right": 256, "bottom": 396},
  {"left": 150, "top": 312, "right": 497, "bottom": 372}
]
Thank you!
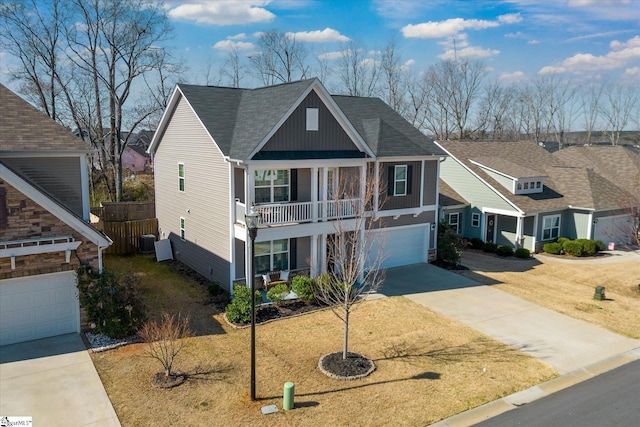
[
  {"left": 496, "top": 245, "right": 514, "bottom": 257},
  {"left": 292, "top": 275, "right": 317, "bottom": 303},
  {"left": 515, "top": 248, "right": 531, "bottom": 258},
  {"left": 315, "top": 273, "right": 332, "bottom": 290},
  {"left": 557, "top": 237, "right": 570, "bottom": 246},
  {"left": 576, "top": 239, "right": 597, "bottom": 256},
  {"left": 595, "top": 240, "right": 607, "bottom": 252},
  {"left": 225, "top": 284, "right": 261, "bottom": 324},
  {"left": 543, "top": 242, "right": 562, "bottom": 255},
  {"left": 138, "top": 312, "right": 192, "bottom": 377},
  {"left": 482, "top": 242, "right": 498, "bottom": 253},
  {"left": 470, "top": 237, "right": 484, "bottom": 248},
  {"left": 563, "top": 240, "right": 584, "bottom": 257},
  {"left": 266, "top": 283, "right": 290, "bottom": 303},
  {"left": 76, "top": 265, "right": 147, "bottom": 339},
  {"left": 437, "top": 220, "right": 462, "bottom": 265}
]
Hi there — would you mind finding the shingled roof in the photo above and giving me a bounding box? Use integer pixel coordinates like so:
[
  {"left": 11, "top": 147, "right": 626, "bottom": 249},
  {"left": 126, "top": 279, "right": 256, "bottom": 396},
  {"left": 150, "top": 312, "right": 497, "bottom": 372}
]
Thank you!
[
  {"left": 0, "top": 84, "right": 90, "bottom": 153},
  {"left": 438, "top": 140, "right": 637, "bottom": 213},
  {"left": 158, "top": 79, "right": 445, "bottom": 161}
]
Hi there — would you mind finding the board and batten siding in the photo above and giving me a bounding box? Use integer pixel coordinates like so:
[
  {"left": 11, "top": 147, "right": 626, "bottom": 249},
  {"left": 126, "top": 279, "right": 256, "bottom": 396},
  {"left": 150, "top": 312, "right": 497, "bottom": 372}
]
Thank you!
[
  {"left": 154, "top": 95, "right": 232, "bottom": 288},
  {"left": 381, "top": 161, "right": 421, "bottom": 210},
  {"left": 439, "top": 157, "right": 515, "bottom": 212},
  {"left": 422, "top": 159, "right": 439, "bottom": 206}
]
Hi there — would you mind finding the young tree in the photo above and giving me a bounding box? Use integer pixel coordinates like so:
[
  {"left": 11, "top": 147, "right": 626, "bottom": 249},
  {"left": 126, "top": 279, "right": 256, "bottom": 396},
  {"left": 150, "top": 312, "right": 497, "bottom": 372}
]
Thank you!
[
  {"left": 315, "top": 167, "right": 386, "bottom": 360},
  {"left": 139, "top": 312, "right": 193, "bottom": 379}
]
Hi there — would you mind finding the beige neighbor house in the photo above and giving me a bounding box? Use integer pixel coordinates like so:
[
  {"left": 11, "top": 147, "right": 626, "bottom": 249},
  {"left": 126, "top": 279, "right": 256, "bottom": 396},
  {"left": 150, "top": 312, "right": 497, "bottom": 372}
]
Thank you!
[
  {"left": 436, "top": 140, "right": 640, "bottom": 252},
  {"left": 149, "top": 78, "right": 447, "bottom": 291},
  {"left": 0, "top": 84, "right": 111, "bottom": 346}
]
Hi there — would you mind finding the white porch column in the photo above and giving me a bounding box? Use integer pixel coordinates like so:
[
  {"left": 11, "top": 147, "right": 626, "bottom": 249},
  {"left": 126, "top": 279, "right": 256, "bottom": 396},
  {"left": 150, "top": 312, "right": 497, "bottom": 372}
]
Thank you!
[
  {"left": 311, "top": 166, "right": 318, "bottom": 223},
  {"left": 321, "top": 167, "right": 329, "bottom": 221},
  {"left": 532, "top": 213, "right": 539, "bottom": 252},
  {"left": 310, "top": 234, "right": 319, "bottom": 277},
  {"left": 360, "top": 164, "right": 366, "bottom": 213},
  {"left": 320, "top": 233, "right": 328, "bottom": 274},
  {"left": 516, "top": 216, "right": 523, "bottom": 248},
  {"left": 373, "top": 162, "right": 379, "bottom": 217}
]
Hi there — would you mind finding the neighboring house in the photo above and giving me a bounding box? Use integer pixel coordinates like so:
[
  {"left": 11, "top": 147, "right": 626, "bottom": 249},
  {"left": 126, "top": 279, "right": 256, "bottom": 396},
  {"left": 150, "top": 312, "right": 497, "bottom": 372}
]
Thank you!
[
  {"left": 149, "top": 78, "right": 446, "bottom": 291},
  {"left": 122, "top": 143, "right": 152, "bottom": 173},
  {"left": 436, "top": 140, "right": 640, "bottom": 251},
  {"left": 0, "top": 84, "right": 112, "bottom": 346}
]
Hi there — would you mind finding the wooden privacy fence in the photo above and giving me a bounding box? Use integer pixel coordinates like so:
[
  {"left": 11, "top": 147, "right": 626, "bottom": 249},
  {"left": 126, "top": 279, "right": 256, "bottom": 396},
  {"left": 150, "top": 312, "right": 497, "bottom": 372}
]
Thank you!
[{"left": 103, "top": 218, "right": 158, "bottom": 254}]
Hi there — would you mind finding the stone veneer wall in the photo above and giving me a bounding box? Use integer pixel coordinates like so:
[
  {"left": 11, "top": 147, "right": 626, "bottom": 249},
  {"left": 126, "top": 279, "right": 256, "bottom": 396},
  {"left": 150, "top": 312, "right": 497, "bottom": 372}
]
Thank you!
[{"left": 0, "top": 180, "right": 100, "bottom": 280}]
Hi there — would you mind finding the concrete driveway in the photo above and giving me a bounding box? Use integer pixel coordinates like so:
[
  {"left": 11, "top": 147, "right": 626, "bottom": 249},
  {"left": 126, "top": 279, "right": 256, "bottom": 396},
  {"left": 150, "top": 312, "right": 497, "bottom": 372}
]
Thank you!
[
  {"left": 378, "top": 261, "right": 640, "bottom": 375},
  {"left": 0, "top": 333, "right": 120, "bottom": 427}
]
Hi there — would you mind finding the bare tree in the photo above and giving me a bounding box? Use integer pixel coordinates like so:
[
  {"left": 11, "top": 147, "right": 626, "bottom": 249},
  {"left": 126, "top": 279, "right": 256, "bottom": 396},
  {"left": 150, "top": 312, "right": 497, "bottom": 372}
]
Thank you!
[
  {"left": 579, "top": 82, "right": 603, "bottom": 145},
  {"left": 249, "top": 30, "right": 309, "bottom": 86},
  {"left": 475, "top": 80, "right": 517, "bottom": 140},
  {"left": 600, "top": 82, "right": 639, "bottom": 145},
  {"left": 315, "top": 168, "right": 386, "bottom": 359},
  {"left": 380, "top": 37, "right": 408, "bottom": 117},
  {"left": 139, "top": 312, "right": 193, "bottom": 378},
  {"left": 336, "top": 40, "right": 380, "bottom": 97},
  {"left": 219, "top": 48, "right": 246, "bottom": 88},
  {"left": 545, "top": 75, "right": 578, "bottom": 149}
]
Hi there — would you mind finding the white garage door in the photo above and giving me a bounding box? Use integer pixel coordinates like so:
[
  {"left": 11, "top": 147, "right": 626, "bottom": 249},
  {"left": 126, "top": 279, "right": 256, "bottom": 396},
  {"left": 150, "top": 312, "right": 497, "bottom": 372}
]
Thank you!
[
  {"left": 0, "top": 271, "right": 79, "bottom": 346},
  {"left": 368, "top": 224, "right": 430, "bottom": 269},
  {"left": 594, "top": 215, "right": 633, "bottom": 246}
]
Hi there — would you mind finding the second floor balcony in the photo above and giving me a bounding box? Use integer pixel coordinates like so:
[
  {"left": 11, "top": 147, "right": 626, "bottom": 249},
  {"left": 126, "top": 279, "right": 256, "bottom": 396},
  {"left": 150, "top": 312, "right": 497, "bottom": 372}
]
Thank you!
[{"left": 235, "top": 198, "right": 361, "bottom": 227}]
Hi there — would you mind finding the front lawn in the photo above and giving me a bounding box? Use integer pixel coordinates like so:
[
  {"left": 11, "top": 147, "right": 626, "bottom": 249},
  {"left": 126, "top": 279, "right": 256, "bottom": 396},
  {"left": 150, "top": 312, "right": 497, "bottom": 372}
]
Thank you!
[{"left": 94, "top": 254, "right": 555, "bottom": 426}]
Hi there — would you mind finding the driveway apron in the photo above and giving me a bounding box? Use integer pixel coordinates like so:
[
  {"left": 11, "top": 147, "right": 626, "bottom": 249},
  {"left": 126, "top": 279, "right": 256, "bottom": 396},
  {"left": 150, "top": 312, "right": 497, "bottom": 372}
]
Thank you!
[
  {"left": 380, "top": 263, "right": 640, "bottom": 375},
  {"left": 0, "top": 333, "right": 120, "bottom": 427}
]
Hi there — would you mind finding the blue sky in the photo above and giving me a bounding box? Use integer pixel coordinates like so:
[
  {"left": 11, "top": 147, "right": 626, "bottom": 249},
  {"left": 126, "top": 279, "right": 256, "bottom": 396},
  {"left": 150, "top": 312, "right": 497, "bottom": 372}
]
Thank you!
[{"left": 163, "top": 0, "right": 640, "bottom": 86}]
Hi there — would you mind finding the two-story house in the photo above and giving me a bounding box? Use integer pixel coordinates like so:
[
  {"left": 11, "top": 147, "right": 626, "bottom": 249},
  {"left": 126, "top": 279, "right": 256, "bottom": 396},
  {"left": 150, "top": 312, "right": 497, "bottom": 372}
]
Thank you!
[
  {"left": 149, "top": 79, "right": 446, "bottom": 291},
  {"left": 0, "top": 84, "right": 112, "bottom": 346}
]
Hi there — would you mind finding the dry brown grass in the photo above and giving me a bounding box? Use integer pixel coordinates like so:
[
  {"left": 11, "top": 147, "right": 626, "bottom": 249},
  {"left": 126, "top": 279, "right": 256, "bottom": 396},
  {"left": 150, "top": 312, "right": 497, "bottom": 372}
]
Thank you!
[
  {"left": 460, "top": 251, "right": 640, "bottom": 339},
  {"left": 94, "top": 255, "right": 555, "bottom": 427}
]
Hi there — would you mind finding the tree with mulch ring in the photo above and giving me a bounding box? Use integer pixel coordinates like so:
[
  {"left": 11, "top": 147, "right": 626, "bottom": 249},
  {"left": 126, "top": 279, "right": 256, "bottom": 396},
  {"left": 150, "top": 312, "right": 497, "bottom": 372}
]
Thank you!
[
  {"left": 318, "top": 351, "right": 376, "bottom": 380},
  {"left": 138, "top": 312, "right": 192, "bottom": 388}
]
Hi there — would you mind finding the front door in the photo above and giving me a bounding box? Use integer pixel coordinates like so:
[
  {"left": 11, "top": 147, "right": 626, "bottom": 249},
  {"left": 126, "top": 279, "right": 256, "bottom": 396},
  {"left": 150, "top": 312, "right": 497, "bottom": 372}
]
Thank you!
[{"left": 486, "top": 214, "right": 496, "bottom": 242}]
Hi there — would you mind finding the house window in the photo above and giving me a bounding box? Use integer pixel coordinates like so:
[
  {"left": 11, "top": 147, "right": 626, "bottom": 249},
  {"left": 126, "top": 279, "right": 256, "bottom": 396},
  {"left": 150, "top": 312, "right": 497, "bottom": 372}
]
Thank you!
[
  {"left": 536, "top": 181, "right": 541, "bottom": 189},
  {"left": 524, "top": 182, "right": 529, "bottom": 190},
  {"left": 255, "top": 170, "right": 290, "bottom": 203},
  {"left": 471, "top": 213, "right": 480, "bottom": 228},
  {"left": 306, "top": 108, "right": 319, "bottom": 131},
  {"left": 178, "top": 163, "right": 185, "bottom": 192},
  {"left": 394, "top": 165, "right": 408, "bottom": 196},
  {"left": 180, "top": 217, "right": 186, "bottom": 240},
  {"left": 542, "top": 214, "right": 561, "bottom": 240},
  {"left": 448, "top": 212, "right": 460, "bottom": 234},
  {"left": 255, "top": 239, "right": 289, "bottom": 274}
]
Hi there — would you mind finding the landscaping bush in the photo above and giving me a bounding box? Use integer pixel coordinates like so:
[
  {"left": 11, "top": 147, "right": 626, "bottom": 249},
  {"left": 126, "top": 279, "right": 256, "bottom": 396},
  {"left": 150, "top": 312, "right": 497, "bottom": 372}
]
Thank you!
[
  {"left": 557, "top": 237, "right": 570, "bottom": 247},
  {"left": 576, "top": 239, "right": 597, "bottom": 256},
  {"left": 495, "top": 245, "right": 514, "bottom": 257},
  {"left": 292, "top": 275, "right": 317, "bottom": 303},
  {"left": 76, "top": 265, "right": 147, "bottom": 339},
  {"left": 543, "top": 242, "right": 562, "bottom": 255},
  {"left": 563, "top": 240, "right": 584, "bottom": 257},
  {"left": 515, "top": 248, "right": 531, "bottom": 259},
  {"left": 266, "top": 283, "right": 290, "bottom": 303},
  {"left": 470, "top": 237, "right": 484, "bottom": 249},
  {"left": 595, "top": 240, "right": 607, "bottom": 252},
  {"left": 225, "top": 284, "right": 261, "bottom": 324},
  {"left": 482, "top": 242, "right": 498, "bottom": 253},
  {"left": 437, "top": 220, "right": 462, "bottom": 265}
]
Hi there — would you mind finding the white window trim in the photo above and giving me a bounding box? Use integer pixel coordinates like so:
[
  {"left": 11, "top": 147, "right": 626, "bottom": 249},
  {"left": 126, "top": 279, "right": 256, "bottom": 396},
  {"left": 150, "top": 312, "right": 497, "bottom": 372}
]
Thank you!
[
  {"left": 255, "top": 169, "right": 290, "bottom": 204},
  {"left": 178, "top": 163, "right": 185, "bottom": 192},
  {"left": 255, "top": 239, "right": 289, "bottom": 273},
  {"left": 306, "top": 108, "right": 319, "bottom": 131},
  {"left": 448, "top": 212, "right": 460, "bottom": 234},
  {"left": 471, "top": 213, "right": 480, "bottom": 228},
  {"left": 180, "top": 217, "right": 186, "bottom": 240},
  {"left": 542, "top": 214, "right": 561, "bottom": 241},
  {"left": 394, "top": 165, "right": 408, "bottom": 196}
]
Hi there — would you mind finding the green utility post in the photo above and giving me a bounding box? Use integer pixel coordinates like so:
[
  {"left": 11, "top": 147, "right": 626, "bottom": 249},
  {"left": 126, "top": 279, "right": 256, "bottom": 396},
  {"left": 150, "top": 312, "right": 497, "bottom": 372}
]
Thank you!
[{"left": 283, "top": 382, "right": 295, "bottom": 410}]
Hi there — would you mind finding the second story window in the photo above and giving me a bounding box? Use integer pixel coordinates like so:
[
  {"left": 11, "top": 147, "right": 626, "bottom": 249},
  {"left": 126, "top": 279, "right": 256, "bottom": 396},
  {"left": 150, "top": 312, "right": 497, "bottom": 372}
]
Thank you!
[
  {"left": 393, "top": 165, "right": 408, "bottom": 196},
  {"left": 178, "top": 163, "right": 185, "bottom": 192},
  {"left": 255, "top": 170, "right": 290, "bottom": 203}
]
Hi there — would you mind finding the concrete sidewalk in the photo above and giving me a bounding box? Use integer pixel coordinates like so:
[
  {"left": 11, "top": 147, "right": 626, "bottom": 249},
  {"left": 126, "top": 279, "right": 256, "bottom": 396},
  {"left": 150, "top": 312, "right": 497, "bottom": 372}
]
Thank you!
[{"left": 0, "top": 333, "right": 120, "bottom": 427}]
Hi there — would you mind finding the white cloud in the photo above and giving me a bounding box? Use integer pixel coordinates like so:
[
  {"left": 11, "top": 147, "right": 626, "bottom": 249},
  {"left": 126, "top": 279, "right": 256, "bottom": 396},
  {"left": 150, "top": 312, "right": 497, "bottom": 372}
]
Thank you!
[
  {"left": 402, "top": 18, "right": 499, "bottom": 39},
  {"left": 497, "top": 13, "right": 523, "bottom": 24},
  {"left": 317, "top": 50, "right": 343, "bottom": 60},
  {"left": 286, "top": 28, "right": 350, "bottom": 43},
  {"left": 528, "top": 40, "right": 540, "bottom": 45},
  {"left": 505, "top": 31, "right": 523, "bottom": 38},
  {"left": 499, "top": 70, "right": 526, "bottom": 81},
  {"left": 228, "top": 33, "right": 248, "bottom": 40},
  {"left": 438, "top": 46, "right": 499, "bottom": 60},
  {"left": 624, "top": 66, "right": 639, "bottom": 76},
  {"left": 168, "top": 1, "right": 275, "bottom": 25},
  {"left": 539, "top": 35, "right": 640, "bottom": 74},
  {"left": 213, "top": 39, "right": 255, "bottom": 51}
]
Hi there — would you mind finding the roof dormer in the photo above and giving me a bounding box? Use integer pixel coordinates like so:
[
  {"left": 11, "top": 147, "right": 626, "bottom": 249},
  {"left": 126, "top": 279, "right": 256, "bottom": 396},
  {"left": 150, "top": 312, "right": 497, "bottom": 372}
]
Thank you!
[{"left": 469, "top": 157, "right": 547, "bottom": 195}]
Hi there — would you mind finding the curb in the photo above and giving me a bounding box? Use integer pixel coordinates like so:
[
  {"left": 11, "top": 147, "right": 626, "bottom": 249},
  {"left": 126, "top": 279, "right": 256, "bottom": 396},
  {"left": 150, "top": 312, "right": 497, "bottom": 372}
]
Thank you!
[{"left": 430, "top": 346, "right": 640, "bottom": 427}]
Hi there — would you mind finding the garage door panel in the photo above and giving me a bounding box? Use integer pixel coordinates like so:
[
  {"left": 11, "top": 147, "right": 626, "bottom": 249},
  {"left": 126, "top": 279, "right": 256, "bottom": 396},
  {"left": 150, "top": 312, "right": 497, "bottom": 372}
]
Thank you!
[
  {"left": 368, "top": 224, "right": 429, "bottom": 269},
  {"left": 0, "top": 272, "right": 79, "bottom": 346}
]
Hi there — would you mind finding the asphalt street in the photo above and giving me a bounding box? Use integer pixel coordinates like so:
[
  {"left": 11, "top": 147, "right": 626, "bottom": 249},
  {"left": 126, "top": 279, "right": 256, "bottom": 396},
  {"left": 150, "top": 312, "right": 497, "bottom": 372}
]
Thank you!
[{"left": 474, "top": 359, "right": 640, "bottom": 427}]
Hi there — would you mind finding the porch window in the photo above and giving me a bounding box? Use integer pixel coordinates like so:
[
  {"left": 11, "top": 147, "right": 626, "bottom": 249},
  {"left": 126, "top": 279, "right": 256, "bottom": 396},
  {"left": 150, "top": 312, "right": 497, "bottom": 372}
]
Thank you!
[
  {"left": 180, "top": 217, "right": 186, "bottom": 240},
  {"left": 471, "top": 213, "right": 480, "bottom": 228},
  {"left": 542, "top": 214, "right": 560, "bottom": 240},
  {"left": 255, "top": 170, "right": 290, "bottom": 204},
  {"left": 448, "top": 212, "right": 461, "bottom": 234},
  {"left": 255, "top": 239, "right": 289, "bottom": 274},
  {"left": 394, "top": 165, "right": 407, "bottom": 196},
  {"left": 178, "top": 163, "right": 185, "bottom": 192}
]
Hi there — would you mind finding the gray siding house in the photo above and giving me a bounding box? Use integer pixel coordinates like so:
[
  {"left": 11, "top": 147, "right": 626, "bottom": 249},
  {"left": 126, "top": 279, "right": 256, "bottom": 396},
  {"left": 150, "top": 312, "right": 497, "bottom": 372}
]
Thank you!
[
  {"left": 149, "top": 79, "right": 446, "bottom": 291},
  {"left": 436, "top": 141, "right": 640, "bottom": 251}
]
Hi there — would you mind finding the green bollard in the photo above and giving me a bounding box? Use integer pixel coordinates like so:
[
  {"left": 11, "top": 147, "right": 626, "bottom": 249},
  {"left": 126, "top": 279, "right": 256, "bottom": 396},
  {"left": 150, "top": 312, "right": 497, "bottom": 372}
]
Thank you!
[{"left": 283, "top": 382, "right": 295, "bottom": 410}]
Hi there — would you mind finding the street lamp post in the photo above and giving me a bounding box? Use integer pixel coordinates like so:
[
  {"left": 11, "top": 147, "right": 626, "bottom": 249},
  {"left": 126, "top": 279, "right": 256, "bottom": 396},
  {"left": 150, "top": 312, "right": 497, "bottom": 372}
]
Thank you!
[{"left": 245, "top": 205, "right": 260, "bottom": 401}]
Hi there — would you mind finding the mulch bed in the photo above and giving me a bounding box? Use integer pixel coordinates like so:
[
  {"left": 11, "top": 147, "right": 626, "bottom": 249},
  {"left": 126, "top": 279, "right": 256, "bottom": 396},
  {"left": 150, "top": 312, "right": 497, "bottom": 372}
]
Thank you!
[
  {"left": 152, "top": 372, "right": 186, "bottom": 388},
  {"left": 318, "top": 351, "right": 376, "bottom": 380}
]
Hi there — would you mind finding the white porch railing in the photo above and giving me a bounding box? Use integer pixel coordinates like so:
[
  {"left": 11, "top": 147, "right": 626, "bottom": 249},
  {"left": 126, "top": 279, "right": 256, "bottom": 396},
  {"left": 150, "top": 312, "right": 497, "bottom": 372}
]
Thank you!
[{"left": 235, "top": 199, "right": 361, "bottom": 226}]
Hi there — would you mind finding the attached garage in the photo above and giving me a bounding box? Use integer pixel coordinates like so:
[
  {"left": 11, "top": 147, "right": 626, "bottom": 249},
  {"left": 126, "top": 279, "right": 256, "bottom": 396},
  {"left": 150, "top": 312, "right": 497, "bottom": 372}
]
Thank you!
[
  {"left": 368, "top": 224, "right": 430, "bottom": 269},
  {"left": 0, "top": 271, "right": 80, "bottom": 346},
  {"left": 593, "top": 214, "right": 633, "bottom": 246}
]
